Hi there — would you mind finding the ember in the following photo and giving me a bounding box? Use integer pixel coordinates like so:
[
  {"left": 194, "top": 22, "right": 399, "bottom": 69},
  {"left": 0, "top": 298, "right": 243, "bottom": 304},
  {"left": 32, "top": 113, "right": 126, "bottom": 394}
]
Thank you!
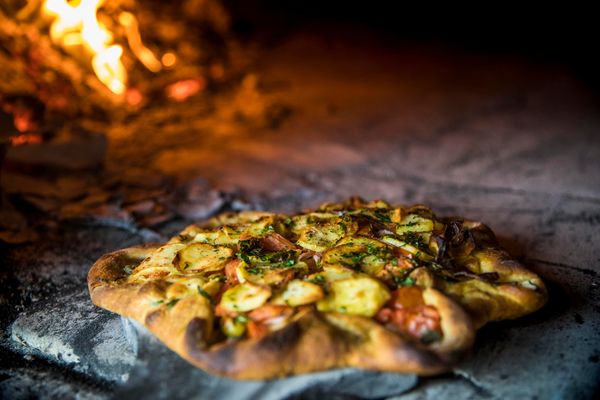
[
  {"left": 166, "top": 79, "right": 205, "bottom": 102},
  {"left": 9, "top": 134, "right": 43, "bottom": 147}
]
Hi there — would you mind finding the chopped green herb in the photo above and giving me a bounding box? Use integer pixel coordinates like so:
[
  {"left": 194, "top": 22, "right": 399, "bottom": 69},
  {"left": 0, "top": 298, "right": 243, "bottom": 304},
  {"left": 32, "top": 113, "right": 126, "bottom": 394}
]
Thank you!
[
  {"left": 234, "top": 315, "right": 249, "bottom": 324},
  {"left": 247, "top": 267, "right": 261, "bottom": 274},
  {"left": 177, "top": 234, "right": 191, "bottom": 243},
  {"left": 285, "top": 259, "right": 296, "bottom": 267},
  {"left": 261, "top": 225, "right": 275, "bottom": 234},
  {"left": 404, "top": 232, "right": 426, "bottom": 248},
  {"left": 420, "top": 330, "right": 442, "bottom": 344},
  {"left": 391, "top": 258, "right": 399, "bottom": 266},
  {"left": 394, "top": 276, "right": 415, "bottom": 287},
  {"left": 283, "top": 218, "right": 292, "bottom": 226},
  {"left": 197, "top": 287, "right": 214, "bottom": 304},
  {"left": 239, "top": 238, "right": 264, "bottom": 256},
  {"left": 365, "top": 243, "right": 377, "bottom": 255},
  {"left": 236, "top": 252, "right": 251, "bottom": 264},
  {"left": 166, "top": 299, "right": 180, "bottom": 309},
  {"left": 123, "top": 265, "right": 134, "bottom": 275},
  {"left": 151, "top": 299, "right": 164, "bottom": 306},
  {"left": 398, "top": 221, "right": 418, "bottom": 228},
  {"left": 341, "top": 252, "right": 363, "bottom": 265},
  {"left": 374, "top": 210, "right": 391, "bottom": 222},
  {"left": 308, "top": 275, "right": 326, "bottom": 284}
]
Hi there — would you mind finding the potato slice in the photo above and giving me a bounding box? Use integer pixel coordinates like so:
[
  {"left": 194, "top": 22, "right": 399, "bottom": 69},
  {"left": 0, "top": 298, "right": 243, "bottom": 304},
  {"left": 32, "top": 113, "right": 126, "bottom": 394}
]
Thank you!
[
  {"left": 235, "top": 261, "right": 307, "bottom": 286},
  {"left": 321, "top": 264, "right": 358, "bottom": 282},
  {"left": 396, "top": 214, "right": 434, "bottom": 234},
  {"left": 204, "top": 211, "right": 278, "bottom": 228},
  {"left": 317, "top": 276, "right": 391, "bottom": 317},
  {"left": 220, "top": 282, "right": 272, "bottom": 313},
  {"left": 271, "top": 279, "right": 324, "bottom": 306},
  {"left": 380, "top": 236, "right": 434, "bottom": 262},
  {"left": 322, "top": 237, "right": 393, "bottom": 275},
  {"left": 296, "top": 221, "right": 347, "bottom": 252},
  {"left": 290, "top": 212, "right": 339, "bottom": 234},
  {"left": 192, "top": 225, "right": 243, "bottom": 246},
  {"left": 162, "top": 276, "right": 222, "bottom": 305},
  {"left": 242, "top": 215, "right": 279, "bottom": 237},
  {"left": 165, "top": 282, "right": 194, "bottom": 299},
  {"left": 129, "top": 243, "right": 185, "bottom": 281},
  {"left": 177, "top": 243, "right": 233, "bottom": 273}
]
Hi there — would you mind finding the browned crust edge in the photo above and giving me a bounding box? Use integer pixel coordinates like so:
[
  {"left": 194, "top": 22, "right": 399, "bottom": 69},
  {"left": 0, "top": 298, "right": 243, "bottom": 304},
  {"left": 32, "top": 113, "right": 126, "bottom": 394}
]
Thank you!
[
  {"left": 440, "top": 219, "right": 548, "bottom": 328},
  {"left": 88, "top": 247, "right": 466, "bottom": 379}
]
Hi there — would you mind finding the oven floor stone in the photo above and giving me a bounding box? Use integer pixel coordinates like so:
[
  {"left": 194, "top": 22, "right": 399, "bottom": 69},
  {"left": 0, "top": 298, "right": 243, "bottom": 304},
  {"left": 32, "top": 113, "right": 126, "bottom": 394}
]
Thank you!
[
  {"left": 9, "top": 289, "right": 136, "bottom": 384},
  {"left": 2, "top": 28, "right": 600, "bottom": 399}
]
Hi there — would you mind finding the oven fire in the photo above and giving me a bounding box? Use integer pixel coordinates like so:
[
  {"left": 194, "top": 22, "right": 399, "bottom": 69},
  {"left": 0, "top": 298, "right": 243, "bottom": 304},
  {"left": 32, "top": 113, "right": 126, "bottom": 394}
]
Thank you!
[
  {"left": 43, "top": 0, "right": 165, "bottom": 97},
  {"left": 0, "top": 0, "right": 262, "bottom": 240},
  {"left": 1, "top": 0, "right": 233, "bottom": 126}
]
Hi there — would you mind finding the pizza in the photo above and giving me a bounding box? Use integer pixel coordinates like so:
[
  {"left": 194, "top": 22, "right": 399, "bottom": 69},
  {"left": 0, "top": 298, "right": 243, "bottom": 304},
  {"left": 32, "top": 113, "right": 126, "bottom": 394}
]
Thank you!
[{"left": 88, "top": 197, "right": 547, "bottom": 379}]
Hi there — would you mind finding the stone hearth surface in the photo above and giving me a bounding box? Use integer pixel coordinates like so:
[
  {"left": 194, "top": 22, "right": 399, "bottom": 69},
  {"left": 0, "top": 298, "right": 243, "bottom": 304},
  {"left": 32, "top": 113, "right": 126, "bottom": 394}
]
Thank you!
[{"left": 1, "top": 30, "right": 599, "bottom": 399}]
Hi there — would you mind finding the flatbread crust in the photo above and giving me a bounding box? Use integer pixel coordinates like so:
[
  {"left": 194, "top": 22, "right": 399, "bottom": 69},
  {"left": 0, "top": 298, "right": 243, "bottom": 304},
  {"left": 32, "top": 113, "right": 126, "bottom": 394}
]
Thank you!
[
  {"left": 88, "top": 198, "right": 546, "bottom": 379},
  {"left": 435, "top": 219, "right": 547, "bottom": 328}
]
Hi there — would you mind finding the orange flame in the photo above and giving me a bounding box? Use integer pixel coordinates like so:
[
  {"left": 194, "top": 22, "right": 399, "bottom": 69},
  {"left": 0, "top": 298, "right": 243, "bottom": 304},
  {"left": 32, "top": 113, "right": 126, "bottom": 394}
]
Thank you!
[
  {"left": 43, "top": 0, "right": 127, "bottom": 95},
  {"left": 43, "top": 0, "right": 169, "bottom": 97}
]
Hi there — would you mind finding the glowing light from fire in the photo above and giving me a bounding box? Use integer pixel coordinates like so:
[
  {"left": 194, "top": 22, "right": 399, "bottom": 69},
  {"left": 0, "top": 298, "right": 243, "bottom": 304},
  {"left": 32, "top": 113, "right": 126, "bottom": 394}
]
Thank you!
[
  {"left": 43, "top": 0, "right": 165, "bottom": 97},
  {"left": 10, "top": 134, "right": 43, "bottom": 146},
  {"left": 118, "top": 11, "right": 161, "bottom": 73},
  {"left": 161, "top": 52, "right": 177, "bottom": 68},
  {"left": 125, "top": 87, "right": 143, "bottom": 106},
  {"left": 43, "top": 0, "right": 126, "bottom": 95},
  {"left": 44, "top": 0, "right": 127, "bottom": 95},
  {"left": 166, "top": 79, "right": 205, "bottom": 102}
]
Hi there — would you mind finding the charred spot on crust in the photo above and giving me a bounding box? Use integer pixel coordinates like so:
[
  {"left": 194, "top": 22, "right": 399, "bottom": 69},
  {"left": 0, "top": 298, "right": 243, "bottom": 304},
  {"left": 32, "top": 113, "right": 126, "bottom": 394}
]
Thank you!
[
  {"left": 254, "top": 319, "right": 302, "bottom": 355},
  {"left": 189, "top": 340, "right": 237, "bottom": 375},
  {"left": 184, "top": 317, "right": 210, "bottom": 350},
  {"left": 89, "top": 247, "right": 156, "bottom": 288},
  {"left": 144, "top": 309, "right": 163, "bottom": 326}
]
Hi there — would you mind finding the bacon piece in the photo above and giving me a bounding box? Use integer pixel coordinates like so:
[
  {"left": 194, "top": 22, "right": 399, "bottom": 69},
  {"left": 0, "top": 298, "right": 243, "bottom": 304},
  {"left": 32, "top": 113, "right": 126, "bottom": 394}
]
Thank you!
[
  {"left": 375, "top": 287, "right": 442, "bottom": 342},
  {"left": 224, "top": 259, "right": 240, "bottom": 285},
  {"left": 245, "top": 305, "right": 295, "bottom": 339},
  {"left": 392, "top": 286, "right": 425, "bottom": 309},
  {"left": 247, "top": 320, "right": 270, "bottom": 339},
  {"left": 261, "top": 233, "right": 297, "bottom": 251},
  {"left": 248, "top": 304, "right": 294, "bottom": 322},
  {"left": 214, "top": 303, "right": 227, "bottom": 317}
]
